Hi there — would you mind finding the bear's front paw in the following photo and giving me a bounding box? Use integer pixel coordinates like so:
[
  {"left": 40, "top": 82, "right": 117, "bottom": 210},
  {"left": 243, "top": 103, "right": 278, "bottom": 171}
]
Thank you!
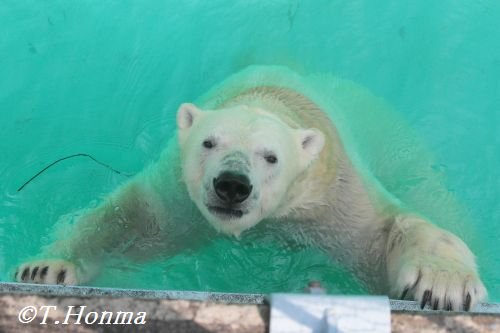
[
  {"left": 391, "top": 258, "right": 487, "bottom": 311},
  {"left": 14, "top": 259, "right": 79, "bottom": 286}
]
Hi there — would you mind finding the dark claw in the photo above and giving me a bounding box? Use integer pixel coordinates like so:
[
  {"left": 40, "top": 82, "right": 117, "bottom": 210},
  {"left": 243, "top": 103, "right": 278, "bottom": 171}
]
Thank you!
[
  {"left": 433, "top": 298, "right": 439, "bottom": 310},
  {"left": 445, "top": 299, "right": 453, "bottom": 311},
  {"left": 412, "top": 270, "right": 422, "bottom": 289},
  {"left": 401, "top": 286, "right": 410, "bottom": 300},
  {"left": 464, "top": 293, "right": 471, "bottom": 312},
  {"left": 21, "top": 268, "right": 29, "bottom": 281},
  {"left": 14, "top": 270, "right": 18, "bottom": 280},
  {"left": 56, "top": 270, "right": 66, "bottom": 284},
  {"left": 31, "top": 267, "right": 39, "bottom": 280},
  {"left": 40, "top": 266, "right": 49, "bottom": 280},
  {"left": 420, "top": 290, "right": 432, "bottom": 309}
]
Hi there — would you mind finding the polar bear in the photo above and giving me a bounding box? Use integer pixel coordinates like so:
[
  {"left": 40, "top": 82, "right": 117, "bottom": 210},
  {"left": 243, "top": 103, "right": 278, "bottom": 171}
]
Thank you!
[{"left": 14, "top": 66, "right": 486, "bottom": 311}]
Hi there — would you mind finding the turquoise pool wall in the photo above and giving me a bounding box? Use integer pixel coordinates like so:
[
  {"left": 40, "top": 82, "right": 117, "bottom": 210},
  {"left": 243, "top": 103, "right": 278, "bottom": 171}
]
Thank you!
[{"left": 0, "top": 1, "right": 498, "bottom": 300}]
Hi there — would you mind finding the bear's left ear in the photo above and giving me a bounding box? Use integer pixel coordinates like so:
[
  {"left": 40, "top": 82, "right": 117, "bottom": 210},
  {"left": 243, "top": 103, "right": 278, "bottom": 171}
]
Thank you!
[
  {"left": 297, "top": 128, "right": 325, "bottom": 163},
  {"left": 177, "top": 103, "right": 204, "bottom": 130}
]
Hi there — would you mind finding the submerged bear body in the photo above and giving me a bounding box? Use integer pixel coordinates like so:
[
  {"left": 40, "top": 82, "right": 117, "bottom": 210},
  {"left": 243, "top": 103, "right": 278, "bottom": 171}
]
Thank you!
[{"left": 15, "top": 67, "right": 486, "bottom": 311}]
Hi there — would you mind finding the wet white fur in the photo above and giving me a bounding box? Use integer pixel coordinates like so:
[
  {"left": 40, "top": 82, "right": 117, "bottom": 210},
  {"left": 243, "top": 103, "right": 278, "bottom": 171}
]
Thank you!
[{"left": 16, "top": 84, "right": 486, "bottom": 311}]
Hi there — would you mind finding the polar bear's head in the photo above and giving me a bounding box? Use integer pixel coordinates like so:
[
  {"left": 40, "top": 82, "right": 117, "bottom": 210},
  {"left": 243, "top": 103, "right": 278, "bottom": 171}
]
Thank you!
[{"left": 177, "top": 103, "right": 325, "bottom": 236}]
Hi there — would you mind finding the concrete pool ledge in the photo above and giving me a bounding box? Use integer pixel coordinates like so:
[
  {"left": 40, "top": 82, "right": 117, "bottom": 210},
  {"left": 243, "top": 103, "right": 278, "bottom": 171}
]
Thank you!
[
  {"left": 0, "top": 282, "right": 265, "bottom": 303},
  {"left": 0, "top": 282, "right": 499, "bottom": 332},
  {"left": 0, "top": 282, "right": 499, "bottom": 313}
]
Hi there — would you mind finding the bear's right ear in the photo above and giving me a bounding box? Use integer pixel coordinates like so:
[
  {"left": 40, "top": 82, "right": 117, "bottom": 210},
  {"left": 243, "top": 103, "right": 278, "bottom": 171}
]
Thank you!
[
  {"left": 296, "top": 128, "right": 325, "bottom": 169},
  {"left": 177, "top": 103, "right": 203, "bottom": 129}
]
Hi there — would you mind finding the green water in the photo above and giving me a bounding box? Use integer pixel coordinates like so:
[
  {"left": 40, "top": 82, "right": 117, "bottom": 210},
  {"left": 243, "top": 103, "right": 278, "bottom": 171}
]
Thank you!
[{"left": 0, "top": 1, "right": 498, "bottom": 301}]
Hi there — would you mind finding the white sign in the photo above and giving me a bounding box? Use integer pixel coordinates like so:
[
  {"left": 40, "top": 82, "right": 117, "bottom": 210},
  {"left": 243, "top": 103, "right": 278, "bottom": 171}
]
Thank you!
[{"left": 270, "top": 294, "right": 391, "bottom": 333}]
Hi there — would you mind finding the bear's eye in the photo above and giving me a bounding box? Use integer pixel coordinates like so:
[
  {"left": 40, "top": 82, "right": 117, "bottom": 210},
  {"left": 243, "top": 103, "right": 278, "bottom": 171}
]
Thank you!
[
  {"left": 202, "top": 139, "right": 215, "bottom": 149},
  {"left": 264, "top": 154, "right": 278, "bottom": 164}
]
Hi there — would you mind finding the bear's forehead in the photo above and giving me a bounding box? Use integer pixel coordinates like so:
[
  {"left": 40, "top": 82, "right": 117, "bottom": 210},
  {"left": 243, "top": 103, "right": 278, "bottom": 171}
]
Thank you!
[
  {"left": 204, "top": 108, "right": 288, "bottom": 132},
  {"left": 205, "top": 120, "right": 288, "bottom": 141}
]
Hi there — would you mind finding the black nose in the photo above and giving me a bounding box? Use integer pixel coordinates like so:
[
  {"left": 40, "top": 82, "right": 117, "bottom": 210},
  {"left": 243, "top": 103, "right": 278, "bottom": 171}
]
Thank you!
[{"left": 213, "top": 172, "right": 253, "bottom": 204}]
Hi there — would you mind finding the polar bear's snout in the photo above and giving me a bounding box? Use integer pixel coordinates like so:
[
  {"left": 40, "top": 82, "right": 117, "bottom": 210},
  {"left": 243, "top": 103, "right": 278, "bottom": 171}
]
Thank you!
[
  {"left": 213, "top": 171, "right": 253, "bottom": 204},
  {"left": 207, "top": 170, "right": 253, "bottom": 220}
]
